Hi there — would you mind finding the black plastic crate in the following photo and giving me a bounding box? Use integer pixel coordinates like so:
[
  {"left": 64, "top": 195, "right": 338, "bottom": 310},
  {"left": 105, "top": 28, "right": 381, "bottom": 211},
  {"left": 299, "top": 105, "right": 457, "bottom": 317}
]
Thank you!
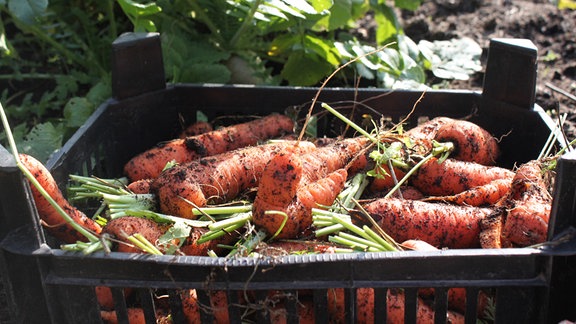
[{"left": 1, "top": 33, "right": 575, "bottom": 323}]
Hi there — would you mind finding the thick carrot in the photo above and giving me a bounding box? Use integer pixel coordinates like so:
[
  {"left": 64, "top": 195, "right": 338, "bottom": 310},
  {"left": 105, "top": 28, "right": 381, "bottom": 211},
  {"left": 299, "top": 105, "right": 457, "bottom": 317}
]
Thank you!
[
  {"left": 18, "top": 153, "right": 102, "bottom": 243},
  {"left": 151, "top": 141, "right": 316, "bottom": 219},
  {"left": 364, "top": 198, "right": 494, "bottom": 248},
  {"left": 434, "top": 119, "right": 500, "bottom": 165},
  {"left": 404, "top": 117, "right": 454, "bottom": 155},
  {"left": 253, "top": 164, "right": 348, "bottom": 239},
  {"left": 124, "top": 113, "right": 295, "bottom": 181},
  {"left": 479, "top": 209, "right": 510, "bottom": 249},
  {"left": 423, "top": 178, "right": 512, "bottom": 207},
  {"left": 501, "top": 160, "right": 552, "bottom": 247},
  {"left": 410, "top": 157, "right": 514, "bottom": 196},
  {"left": 178, "top": 120, "right": 213, "bottom": 138}
]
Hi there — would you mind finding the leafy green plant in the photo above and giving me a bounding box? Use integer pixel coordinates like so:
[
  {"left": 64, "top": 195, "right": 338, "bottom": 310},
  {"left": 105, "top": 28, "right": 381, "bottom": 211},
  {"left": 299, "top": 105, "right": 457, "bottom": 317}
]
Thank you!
[{"left": 0, "top": 0, "right": 128, "bottom": 161}]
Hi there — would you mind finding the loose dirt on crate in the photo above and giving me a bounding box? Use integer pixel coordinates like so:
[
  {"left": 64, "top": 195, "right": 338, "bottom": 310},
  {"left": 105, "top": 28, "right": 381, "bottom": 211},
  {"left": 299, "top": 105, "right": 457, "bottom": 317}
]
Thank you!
[{"left": 398, "top": 0, "right": 576, "bottom": 141}]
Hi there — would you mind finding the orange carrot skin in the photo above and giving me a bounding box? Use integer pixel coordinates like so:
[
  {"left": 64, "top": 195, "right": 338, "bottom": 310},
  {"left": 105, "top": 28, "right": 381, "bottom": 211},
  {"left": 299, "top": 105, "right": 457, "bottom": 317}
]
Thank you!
[
  {"left": 179, "top": 120, "right": 213, "bottom": 138},
  {"left": 404, "top": 117, "right": 454, "bottom": 155},
  {"left": 364, "top": 198, "right": 494, "bottom": 248},
  {"left": 124, "top": 113, "right": 295, "bottom": 181},
  {"left": 126, "top": 179, "right": 152, "bottom": 194},
  {"left": 424, "top": 178, "right": 512, "bottom": 207},
  {"left": 180, "top": 227, "right": 240, "bottom": 256},
  {"left": 102, "top": 216, "right": 166, "bottom": 254},
  {"left": 152, "top": 141, "right": 316, "bottom": 219},
  {"left": 19, "top": 153, "right": 102, "bottom": 243},
  {"left": 411, "top": 157, "right": 514, "bottom": 196},
  {"left": 501, "top": 160, "right": 552, "bottom": 247},
  {"left": 434, "top": 119, "right": 500, "bottom": 165}
]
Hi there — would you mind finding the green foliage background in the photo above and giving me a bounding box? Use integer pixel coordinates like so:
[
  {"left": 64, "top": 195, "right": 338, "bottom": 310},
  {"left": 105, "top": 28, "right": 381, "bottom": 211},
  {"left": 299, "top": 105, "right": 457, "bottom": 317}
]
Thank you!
[{"left": 0, "top": 0, "right": 482, "bottom": 162}]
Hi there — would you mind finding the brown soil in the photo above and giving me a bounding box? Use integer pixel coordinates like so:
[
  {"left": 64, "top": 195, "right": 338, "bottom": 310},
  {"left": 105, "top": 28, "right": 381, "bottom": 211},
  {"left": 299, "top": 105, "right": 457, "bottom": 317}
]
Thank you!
[{"left": 399, "top": 0, "right": 576, "bottom": 139}]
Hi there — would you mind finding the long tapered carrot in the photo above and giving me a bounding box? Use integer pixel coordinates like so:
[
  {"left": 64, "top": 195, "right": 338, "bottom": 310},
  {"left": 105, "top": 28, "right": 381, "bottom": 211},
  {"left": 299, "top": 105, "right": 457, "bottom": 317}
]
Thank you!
[
  {"left": 423, "top": 178, "right": 512, "bottom": 207},
  {"left": 124, "top": 113, "right": 295, "bottom": 181},
  {"left": 363, "top": 198, "right": 494, "bottom": 248},
  {"left": 410, "top": 157, "right": 514, "bottom": 197},
  {"left": 151, "top": 141, "right": 316, "bottom": 219},
  {"left": 18, "top": 153, "right": 103, "bottom": 243}
]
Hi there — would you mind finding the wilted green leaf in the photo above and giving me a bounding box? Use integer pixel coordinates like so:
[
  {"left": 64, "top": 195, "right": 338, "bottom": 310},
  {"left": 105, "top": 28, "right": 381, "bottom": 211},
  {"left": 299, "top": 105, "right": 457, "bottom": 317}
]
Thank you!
[{"left": 63, "top": 97, "right": 94, "bottom": 128}]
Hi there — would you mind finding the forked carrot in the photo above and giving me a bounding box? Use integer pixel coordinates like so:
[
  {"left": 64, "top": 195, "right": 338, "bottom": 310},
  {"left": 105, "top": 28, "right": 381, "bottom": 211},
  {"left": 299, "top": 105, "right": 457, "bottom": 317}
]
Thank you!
[
  {"left": 151, "top": 141, "right": 316, "bottom": 219},
  {"left": 124, "top": 113, "right": 295, "bottom": 181}
]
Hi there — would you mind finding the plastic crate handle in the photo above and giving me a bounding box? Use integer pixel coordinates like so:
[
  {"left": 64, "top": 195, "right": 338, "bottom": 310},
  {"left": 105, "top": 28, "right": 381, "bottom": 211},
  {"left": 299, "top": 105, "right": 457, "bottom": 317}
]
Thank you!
[
  {"left": 482, "top": 38, "right": 538, "bottom": 110},
  {"left": 111, "top": 32, "right": 166, "bottom": 100}
]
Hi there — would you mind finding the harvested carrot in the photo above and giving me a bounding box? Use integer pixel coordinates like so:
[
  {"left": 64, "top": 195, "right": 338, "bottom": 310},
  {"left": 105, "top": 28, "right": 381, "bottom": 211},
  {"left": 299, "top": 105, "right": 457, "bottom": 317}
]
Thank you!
[
  {"left": 100, "top": 307, "right": 170, "bottom": 324},
  {"left": 364, "top": 198, "right": 494, "bottom": 248},
  {"left": 479, "top": 209, "right": 510, "bottom": 249},
  {"left": 126, "top": 179, "right": 153, "bottom": 194},
  {"left": 501, "top": 160, "right": 552, "bottom": 247},
  {"left": 179, "top": 120, "right": 213, "bottom": 138},
  {"left": 403, "top": 117, "right": 454, "bottom": 155},
  {"left": 269, "top": 299, "right": 315, "bottom": 324},
  {"left": 152, "top": 141, "right": 316, "bottom": 219},
  {"left": 400, "top": 239, "right": 438, "bottom": 251},
  {"left": 19, "top": 153, "right": 102, "bottom": 243},
  {"left": 124, "top": 113, "right": 295, "bottom": 181},
  {"left": 369, "top": 163, "right": 407, "bottom": 192},
  {"left": 180, "top": 226, "right": 240, "bottom": 256},
  {"left": 411, "top": 157, "right": 514, "bottom": 196},
  {"left": 434, "top": 119, "right": 500, "bottom": 165},
  {"left": 423, "top": 178, "right": 512, "bottom": 207},
  {"left": 102, "top": 216, "right": 166, "bottom": 254}
]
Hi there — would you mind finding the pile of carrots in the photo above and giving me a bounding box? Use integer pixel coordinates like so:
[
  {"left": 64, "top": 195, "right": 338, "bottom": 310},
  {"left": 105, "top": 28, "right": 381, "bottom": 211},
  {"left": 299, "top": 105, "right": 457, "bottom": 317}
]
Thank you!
[{"left": 20, "top": 110, "right": 557, "bottom": 323}]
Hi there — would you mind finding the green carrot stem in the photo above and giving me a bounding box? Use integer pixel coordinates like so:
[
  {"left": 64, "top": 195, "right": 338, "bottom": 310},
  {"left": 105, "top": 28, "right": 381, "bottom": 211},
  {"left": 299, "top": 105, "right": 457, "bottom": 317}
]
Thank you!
[
  {"left": 329, "top": 236, "right": 380, "bottom": 252},
  {"left": 337, "top": 232, "right": 386, "bottom": 251},
  {"left": 363, "top": 226, "right": 397, "bottom": 251},
  {"left": 208, "top": 212, "right": 251, "bottom": 231},
  {"left": 330, "top": 213, "right": 374, "bottom": 243},
  {"left": 315, "top": 224, "right": 345, "bottom": 237},
  {"left": 227, "top": 229, "right": 267, "bottom": 258},
  {"left": 197, "top": 223, "right": 244, "bottom": 244},
  {"left": 125, "top": 233, "right": 162, "bottom": 255},
  {"left": 321, "top": 102, "right": 378, "bottom": 143},
  {"left": 192, "top": 204, "right": 253, "bottom": 216},
  {"left": 267, "top": 210, "right": 289, "bottom": 240}
]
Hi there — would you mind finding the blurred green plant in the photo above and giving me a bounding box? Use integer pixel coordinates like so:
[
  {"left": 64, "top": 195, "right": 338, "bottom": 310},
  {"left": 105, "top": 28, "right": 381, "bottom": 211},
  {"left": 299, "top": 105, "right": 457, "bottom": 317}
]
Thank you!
[{"left": 0, "top": 0, "right": 482, "bottom": 162}]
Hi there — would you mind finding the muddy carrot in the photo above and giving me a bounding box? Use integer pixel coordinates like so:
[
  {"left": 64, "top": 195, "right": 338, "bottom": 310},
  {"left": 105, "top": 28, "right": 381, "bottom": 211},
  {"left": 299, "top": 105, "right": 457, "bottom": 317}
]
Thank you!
[
  {"left": 364, "top": 198, "right": 494, "bottom": 248},
  {"left": 124, "top": 113, "right": 295, "bottom": 181},
  {"left": 151, "top": 141, "right": 316, "bottom": 219},
  {"left": 423, "top": 178, "right": 512, "bottom": 207},
  {"left": 410, "top": 157, "right": 514, "bottom": 196},
  {"left": 434, "top": 119, "right": 500, "bottom": 165}
]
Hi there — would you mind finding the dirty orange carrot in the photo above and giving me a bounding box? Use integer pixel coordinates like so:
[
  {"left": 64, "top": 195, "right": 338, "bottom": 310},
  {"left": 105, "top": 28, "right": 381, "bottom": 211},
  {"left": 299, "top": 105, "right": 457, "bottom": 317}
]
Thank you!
[
  {"left": 404, "top": 117, "right": 454, "bottom": 154},
  {"left": 102, "top": 216, "right": 166, "bottom": 253},
  {"left": 434, "top": 119, "right": 500, "bottom": 165},
  {"left": 253, "top": 163, "right": 348, "bottom": 239},
  {"left": 19, "top": 153, "right": 102, "bottom": 243},
  {"left": 501, "top": 160, "right": 552, "bottom": 247},
  {"left": 479, "top": 208, "right": 510, "bottom": 249},
  {"left": 100, "top": 307, "right": 149, "bottom": 324},
  {"left": 180, "top": 226, "right": 240, "bottom": 256},
  {"left": 179, "top": 120, "right": 213, "bottom": 138},
  {"left": 269, "top": 299, "right": 315, "bottom": 324},
  {"left": 364, "top": 198, "right": 494, "bottom": 248},
  {"left": 423, "top": 178, "right": 512, "bottom": 207},
  {"left": 152, "top": 141, "right": 316, "bottom": 219},
  {"left": 124, "top": 113, "right": 295, "bottom": 181},
  {"left": 410, "top": 157, "right": 514, "bottom": 196},
  {"left": 126, "top": 178, "right": 153, "bottom": 194},
  {"left": 369, "top": 163, "right": 407, "bottom": 192}
]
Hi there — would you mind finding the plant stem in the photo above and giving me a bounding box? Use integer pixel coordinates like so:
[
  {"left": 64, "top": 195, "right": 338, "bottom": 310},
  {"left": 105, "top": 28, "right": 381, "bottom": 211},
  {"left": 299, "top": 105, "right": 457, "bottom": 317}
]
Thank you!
[{"left": 229, "top": 0, "right": 263, "bottom": 49}]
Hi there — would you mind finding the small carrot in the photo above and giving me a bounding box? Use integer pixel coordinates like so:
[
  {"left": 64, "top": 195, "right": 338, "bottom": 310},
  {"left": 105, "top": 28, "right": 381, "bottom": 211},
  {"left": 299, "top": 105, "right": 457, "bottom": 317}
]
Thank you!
[
  {"left": 152, "top": 141, "right": 316, "bottom": 219},
  {"left": 126, "top": 179, "right": 153, "bottom": 194},
  {"left": 434, "top": 119, "right": 500, "bottom": 165},
  {"left": 18, "top": 153, "right": 102, "bottom": 243},
  {"left": 178, "top": 120, "right": 213, "bottom": 138},
  {"left": 501, "top": 160, "right": 552, "bottom": 247},
  {"left": 102, "top": 216, "right": 166, "bottom": 254},
  {"left": 410, "top": 157, "right": 514, "bottom": 196},
  {"left": 423, "top": 178, "right": 512, "bottom": 207},
  {"left": 124, "top": 113, "right": 295, "bottom": 181},
  {"left": 364, "top": 198, "right": 494, "bottom": 248}
]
